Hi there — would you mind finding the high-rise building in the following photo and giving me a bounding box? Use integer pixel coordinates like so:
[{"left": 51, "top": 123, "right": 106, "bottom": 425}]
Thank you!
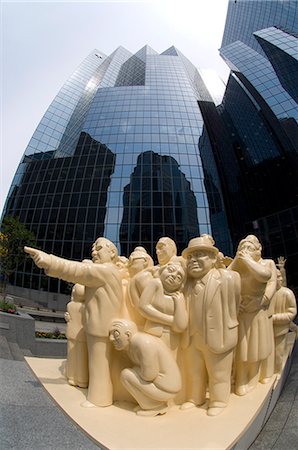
[
  {"left": 203, "top": 0, "right": 298, "bottom": 290},
  {"left": 2, "top": 45, "right": 231, "bottom": 306}
]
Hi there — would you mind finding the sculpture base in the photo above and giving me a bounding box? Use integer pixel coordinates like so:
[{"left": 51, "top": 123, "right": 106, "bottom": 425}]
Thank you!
[{"left": 25, "top": 333, "right": 296, "bottom": 450}]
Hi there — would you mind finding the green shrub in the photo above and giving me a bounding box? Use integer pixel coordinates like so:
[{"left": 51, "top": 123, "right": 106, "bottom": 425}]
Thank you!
[{"left": 0, "top": 298, "right": 17, "bottom": 314}]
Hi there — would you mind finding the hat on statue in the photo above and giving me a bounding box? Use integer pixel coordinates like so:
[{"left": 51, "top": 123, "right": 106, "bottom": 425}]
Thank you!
[{"left": 182, "top": 234, "right": 219, "bottom": 258}]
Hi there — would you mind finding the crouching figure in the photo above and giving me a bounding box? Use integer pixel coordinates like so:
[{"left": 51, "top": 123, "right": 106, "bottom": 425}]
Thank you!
[{"left": 109, "top": 319, "right": 182, "bottom": 416}]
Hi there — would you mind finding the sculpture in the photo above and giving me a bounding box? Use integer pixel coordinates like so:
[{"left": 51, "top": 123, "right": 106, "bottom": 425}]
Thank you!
[
  {"left": 24, "top": 232, "right": 295, "bottom": 418},
  {"left": 276, "top": 256, "right": 287, "bottom": 287},
  {"left": 64, "top": 280, "right": 88, "bottom": 388},
  {"left": 25, "top": 237, "right": 123, "bottom": 407},
  {"left": 125, "top": 246, "right": 154, "bottom": 328},
  {"left": 109, "top": 319, "right": 182, "bottom": 416},
  {"left": 155, "top": 237, "right": 177, "bottom": 267},
  {"left": 228, "top": 235, "right": 277, "bottom": 394},
  {"left": 180, "top": 235, "right": 241, "bottom": 416},
  {"left": 139, "top": 258, "right": 188, "bottom": 354},
  {"left": 271, "top": 269, "right": 297, "bottom": 373}
]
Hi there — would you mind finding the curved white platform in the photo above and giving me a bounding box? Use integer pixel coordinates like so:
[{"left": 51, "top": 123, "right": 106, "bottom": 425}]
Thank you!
[{"left": 26, "top": 333, "right": 296, "bottom": 450}]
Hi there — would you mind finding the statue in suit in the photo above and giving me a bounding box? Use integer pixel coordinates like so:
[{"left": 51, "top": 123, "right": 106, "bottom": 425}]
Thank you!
[
  {"left": 272, "top": 269, "right": 297, "bottom": 373},
  {"left": 180, "top": 235, "right": 240, "bottom": 416},
  {"left": 25, "top": 237, "right": 123, "bottom": 408}
]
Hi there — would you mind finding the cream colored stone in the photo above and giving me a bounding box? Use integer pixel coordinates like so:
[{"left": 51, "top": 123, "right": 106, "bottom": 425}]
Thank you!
[
  {"left": 24, "top": 233, "right": 294, "bottom": 420},
  {"left": 25, "top": 332, "right": 296, "bottom": 449},
  {"left": 25, "top": 238, "right": 123, "bottom": 407},
  {"left": 228, "top": 235, "right": 277, "bottom": 394},
  {"left": 180, "top": 235, "right": 241, "bottom": 416},
  {"left": 65, "top": 282, "right": 88, "bottom": 388},
  {"left": 271, "top": 269, "right": 297, "bottom": 372},
  {"left": 109, "top": 319, "right": 181, "bottom": 416}
]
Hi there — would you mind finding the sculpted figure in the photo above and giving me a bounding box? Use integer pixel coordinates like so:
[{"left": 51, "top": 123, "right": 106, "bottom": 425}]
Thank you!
[
  {"left": 65, "top": 280, "right": 88, "bottom": 388},
  {"left": 25, "top": 237, "right": 123, "bottom": 407},
  {"left": 228, "top": 235, "right": 277, "bottom": 394},
  {"left": 276, "top": 256, "right": 287, "bottom": 287},
  {"left": 271, "top": 270, "right": 297, "bottom": 373},
  {"left": 156, "top": 237, "right": 177, "bottom": 267},
  {"left": 181, "top": 235, "right": 240, "bottom": 416},
  {"left": 109, "top": 319, "right": 182, "bottom": 416},
  {"left": 139, "top": 258, "right": 188, "bottom": 354},
  {"left": 215, "top": 251, "right": 233, "bottom": 269},
  {"left": 126, "top": 246, "right": 154, "bottom": 329}
]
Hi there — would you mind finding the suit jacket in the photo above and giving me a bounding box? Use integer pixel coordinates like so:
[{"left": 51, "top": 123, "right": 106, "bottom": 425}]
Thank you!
[
  {"left": 272, "top": 286, "right": 297, "bottom": 337},
  {"left": 182, "top": 268, "right": 240, "bottom": 354},
  {"left": 46, "top": 255, "right": 123, "bottom": 337}
]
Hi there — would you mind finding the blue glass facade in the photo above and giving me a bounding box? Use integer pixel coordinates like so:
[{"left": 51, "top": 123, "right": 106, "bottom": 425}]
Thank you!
[
  {"left": 213, "top": 0, "right": 298, "bottom": 290},
  {"left": 3, "top": 45, "right": 231, "bottom": 301}
]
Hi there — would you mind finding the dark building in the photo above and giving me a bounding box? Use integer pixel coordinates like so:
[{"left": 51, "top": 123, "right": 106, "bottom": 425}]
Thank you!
[
  {"left": 201, "top": 0, "right": 298, "bottom": 291},
  {"left": 2, "top": 45, "right": 231, "bottom": 306}
]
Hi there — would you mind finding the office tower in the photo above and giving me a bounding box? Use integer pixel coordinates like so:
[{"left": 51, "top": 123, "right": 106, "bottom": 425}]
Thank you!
[
  {"left": 2, "top": 45, "right": 231, "bottom": 305},
  {"left": 212, "top": 0, "right": 298, "bottom": 288}
]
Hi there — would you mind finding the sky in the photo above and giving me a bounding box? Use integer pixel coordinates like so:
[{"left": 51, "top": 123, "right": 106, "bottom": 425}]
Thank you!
[{"left": 1, "top": 0, "right": 230, "bottom": 216}]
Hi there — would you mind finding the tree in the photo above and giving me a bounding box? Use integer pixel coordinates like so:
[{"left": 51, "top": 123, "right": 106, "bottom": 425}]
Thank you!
[{"left": 0, "top": 216, "right": 37, "bottom": 296}]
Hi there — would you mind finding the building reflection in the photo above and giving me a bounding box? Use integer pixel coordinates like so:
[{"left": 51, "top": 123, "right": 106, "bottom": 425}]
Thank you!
[
  {"left": 5, "top": 132, "right": 115, "bottom": 294},
  {"left": 120, "top": 151, "right": 199, "bottom": 257}
]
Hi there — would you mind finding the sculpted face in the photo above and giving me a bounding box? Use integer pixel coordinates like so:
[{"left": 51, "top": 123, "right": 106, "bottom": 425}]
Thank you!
[
  {"left": 156, "top": 238, "right": 176, "bottom": 265},
  {"left": 91, "top": 239, "right": 115, "bottom": 264},
  {"left": 109, "top": 326, "right": 130, "bottom": 351},
  {"left": 239, "top": 242, "right": 261, "bottom": 261},
  {"left": 186, "top": 250, "right": 216, "bottom": 279},
  {"left": 160, "top": 263, "right": 185, "bottom": 292},
  {"left": 128, "top": 257, "right": 147, "bottom": 277}
]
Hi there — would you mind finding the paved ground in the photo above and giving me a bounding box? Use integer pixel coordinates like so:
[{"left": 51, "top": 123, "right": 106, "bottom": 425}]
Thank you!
[
  {"left": 249, "top": 341, "right": 298, "bottom": 450},
  {"left": 1, "top": 305, "right": 297, "bottom": 449},
  {"left": 0, "top": 338, "right": 297, "bottom": 450},
  {"left": 0, "top": 357, "right": 102, "bottom": 450}
]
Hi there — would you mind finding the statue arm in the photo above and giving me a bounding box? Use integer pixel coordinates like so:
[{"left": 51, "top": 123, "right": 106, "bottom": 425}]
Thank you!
[
  {"left": 238, "top": 254, "right": 272, "bottom": 282},
  {"left": 172, "top": 292, "right": 188, "bottom": 332},
  {"left": 24, "top": 246, "right": 106, "bottom": 287},
  {"left": 262, "top": 260, "right": 277, "bottom": 306},
  {"left": 139, "top": 279, "right": 174, "bottom": 326}
]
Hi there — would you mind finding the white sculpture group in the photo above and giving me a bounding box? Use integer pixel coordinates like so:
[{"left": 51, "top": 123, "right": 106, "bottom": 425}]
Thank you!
[{"left": 24, "top": 233, "right": 297, "bottom": 417}]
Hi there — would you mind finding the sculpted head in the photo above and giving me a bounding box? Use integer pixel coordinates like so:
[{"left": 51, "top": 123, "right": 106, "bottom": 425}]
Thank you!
[
  {"left": 128, "top": 246, "right": 153, "bottom": 277},
  {"left": 109, "top": 319, "right": 138, "bottom": 351},
  {"left": 91, "top": 237, "right": 118, "bottom": 264},
  {"left": 182, "top": 235, "right": 218, "bottom": 279},
  {"left": 238, "top": 235, "right": 262, "bottom": 261},
  {"left": 71, "top": 284, "right": 85, "bottom": 303},
  {"left": 156, "top": 237, "right": 177, "bottom": 266},
  {"left": 159, "top": 258, "right": 186, "bottom": 292}
]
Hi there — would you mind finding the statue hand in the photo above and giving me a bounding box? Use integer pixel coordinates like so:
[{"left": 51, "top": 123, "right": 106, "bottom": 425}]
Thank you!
[
  {"left": 277, "top": 256, "right": 286, "bottom": 268},
  {"left": 172, "top": 292, "right": 183, "bottom": 302},
  {"left": 64, "top": 312, "right": 70, "bottom": 322},
  {"left": 24, "top": 246, "right": 51, "bottom": 270}
]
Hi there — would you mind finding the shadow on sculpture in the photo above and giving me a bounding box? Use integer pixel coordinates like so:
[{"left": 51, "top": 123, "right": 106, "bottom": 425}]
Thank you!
[{"left": 24, "top": 232, "right": 297, "bottom": 417}]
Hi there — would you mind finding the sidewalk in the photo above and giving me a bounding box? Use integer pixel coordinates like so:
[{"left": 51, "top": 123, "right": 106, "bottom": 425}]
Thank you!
[
  {"left": 0, "top": 340, "right": 297, "bottom": 449},
  {"left": 0, "top": 358, "right": 102, "bottom": 449}
]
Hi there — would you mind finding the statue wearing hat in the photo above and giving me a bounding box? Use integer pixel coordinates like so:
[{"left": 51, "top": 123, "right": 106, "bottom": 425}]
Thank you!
[{"left": 180, "top": 234, "right": 241, "bottom": 416}]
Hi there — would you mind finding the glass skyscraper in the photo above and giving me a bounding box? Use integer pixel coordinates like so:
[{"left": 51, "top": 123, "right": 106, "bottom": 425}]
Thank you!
[
  {"left": 2, "top": 45, "right": 231, "bottom": 305},
  {"left": 211, "top": 0, "right": 298, "bottom": 290}
]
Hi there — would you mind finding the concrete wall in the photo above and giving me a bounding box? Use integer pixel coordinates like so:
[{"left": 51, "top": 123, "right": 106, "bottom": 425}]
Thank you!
[
  {"left": 7, "top": 285, "right": 69, "bottom": 311},
  {"left": 0, "top": 311, "right": 66, "bottom": 357}
]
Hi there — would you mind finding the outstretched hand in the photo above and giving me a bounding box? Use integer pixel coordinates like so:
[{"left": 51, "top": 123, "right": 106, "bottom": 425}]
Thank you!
[{"left": 24, "top": 246, "right": 50, "bottom": 270}]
